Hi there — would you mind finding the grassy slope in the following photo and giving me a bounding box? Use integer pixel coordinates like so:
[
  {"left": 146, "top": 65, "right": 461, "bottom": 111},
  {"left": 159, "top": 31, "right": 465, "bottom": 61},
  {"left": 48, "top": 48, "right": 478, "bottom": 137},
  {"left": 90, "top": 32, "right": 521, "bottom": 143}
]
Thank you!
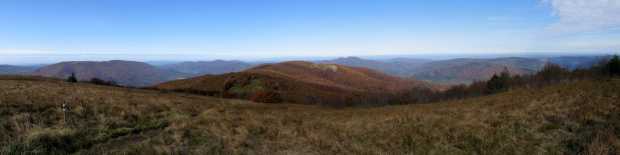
[{"left": 1, "top": 75, "right": 619, "bottom": 154}]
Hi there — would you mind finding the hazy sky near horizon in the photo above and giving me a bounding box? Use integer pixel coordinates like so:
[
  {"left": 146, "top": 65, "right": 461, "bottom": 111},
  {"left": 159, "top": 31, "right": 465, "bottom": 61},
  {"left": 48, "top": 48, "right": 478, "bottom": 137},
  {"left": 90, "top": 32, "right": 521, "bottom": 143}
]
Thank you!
[{"left": 1, "top": 0, "right": 619, "bottom": 63}]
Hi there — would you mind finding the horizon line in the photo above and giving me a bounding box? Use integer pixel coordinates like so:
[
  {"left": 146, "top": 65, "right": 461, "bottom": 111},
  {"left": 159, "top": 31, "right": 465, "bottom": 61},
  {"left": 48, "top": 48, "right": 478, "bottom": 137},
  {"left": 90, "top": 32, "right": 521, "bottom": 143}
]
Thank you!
[{"left": 1, "top": 53, "right": 616, "bottom": 66}]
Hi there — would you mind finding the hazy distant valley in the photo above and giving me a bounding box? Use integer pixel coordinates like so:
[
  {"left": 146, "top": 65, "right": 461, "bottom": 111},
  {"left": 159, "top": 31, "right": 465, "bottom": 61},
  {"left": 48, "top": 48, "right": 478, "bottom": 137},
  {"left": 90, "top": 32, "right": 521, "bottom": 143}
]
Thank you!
[{"left": 1, "top": 55, "right": 613, "bottom": 86}]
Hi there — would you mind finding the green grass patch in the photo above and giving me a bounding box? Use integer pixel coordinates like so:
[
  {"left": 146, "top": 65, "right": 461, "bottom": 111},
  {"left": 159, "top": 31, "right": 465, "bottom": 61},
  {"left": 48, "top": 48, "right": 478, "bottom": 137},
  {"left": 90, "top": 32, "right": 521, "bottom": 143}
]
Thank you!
[
  {"left": 2, "top": 129, "right": 91, "bottom": 155},
  {"left": 229, "top": 79, "right": 263, "bottom": 93},
  {"left": 539, "top": 123, "right": 560, "bottom": 132}
]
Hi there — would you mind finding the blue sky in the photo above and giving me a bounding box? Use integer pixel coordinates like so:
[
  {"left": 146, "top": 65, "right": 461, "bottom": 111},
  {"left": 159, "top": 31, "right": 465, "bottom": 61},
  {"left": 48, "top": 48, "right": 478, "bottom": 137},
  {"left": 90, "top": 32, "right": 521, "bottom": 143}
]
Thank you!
[{"left": 1, "top": 0, "right": 619, "bottom": 64}]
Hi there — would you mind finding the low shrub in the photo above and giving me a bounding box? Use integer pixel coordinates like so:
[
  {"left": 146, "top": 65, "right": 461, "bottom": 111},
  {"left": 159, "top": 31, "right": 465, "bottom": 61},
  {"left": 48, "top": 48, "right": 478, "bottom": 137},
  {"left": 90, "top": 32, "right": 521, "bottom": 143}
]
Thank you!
[
  {"left": 251, "top": 90, "right": 283, "bottom": 103},
  {"left": 89, "top": 77, "right": 118, "bottom": 86}
]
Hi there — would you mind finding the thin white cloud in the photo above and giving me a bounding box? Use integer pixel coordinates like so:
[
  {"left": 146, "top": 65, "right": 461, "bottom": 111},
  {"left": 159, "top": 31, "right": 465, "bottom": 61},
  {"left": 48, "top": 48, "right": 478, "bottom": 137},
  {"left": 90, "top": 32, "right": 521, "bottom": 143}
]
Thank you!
[
  {"left": 0, "top": 50, "right": 58, "bottom": 54},
  {"left": 540, "top": 0, "right": 620, "bottom": 37},
  {"left": 562, "top": 40, "right": 620, "bottom": 48}
]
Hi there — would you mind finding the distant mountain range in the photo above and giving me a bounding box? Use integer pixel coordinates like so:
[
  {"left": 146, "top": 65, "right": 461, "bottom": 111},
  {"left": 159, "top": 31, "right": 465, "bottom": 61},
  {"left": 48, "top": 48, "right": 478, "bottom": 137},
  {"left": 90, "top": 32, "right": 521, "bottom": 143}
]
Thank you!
[
  {"left": 5, "top": 60, "right": 253, "bottom": 87},
  {"left": 0, "top": 65, "right": 40, "bottom": 74},
  {"left": 408, "top": 61, "right": 536, "bottom": 84},
  {"left": 409, "top": 57, "right": 545, "bottom": 72},
  {"left": 158, "top": 60, "right": 252, "bottom": 76},
  {"left": 539, "top": 55, "right": 614, "bottom": 70},
  {"left": 317, "top": 57, "right": 406, "bottom": 75},
  {"left": 405, "top": 57, "right": 545, "bottom": 84},
  {"left": 2, "top": 55, "right": 613, "bottom": 86},
  {"left": 380, "top": 58, "right": 436, "bottom": 71},
  {"left": 316, "top": 56, "right": 434, "bottom": 75},
  {"left": 21, "top": 60, "right": 187, "bottom": 87},
  {"left": 316, "top": 56, "right": 546, "bottom": 84}
]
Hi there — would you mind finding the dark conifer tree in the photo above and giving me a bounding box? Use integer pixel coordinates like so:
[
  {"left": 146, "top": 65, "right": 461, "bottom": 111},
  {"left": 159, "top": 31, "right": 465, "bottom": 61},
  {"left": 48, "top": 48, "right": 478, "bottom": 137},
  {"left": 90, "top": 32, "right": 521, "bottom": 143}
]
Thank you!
[
  {"left": 67, "top": 72, "right": 77, "bottom": 83},
  {"left": 608, "top": 54, "right": 620, "bottom": 78},
  {"left": 487, "top": 74, "right": 502, "bottom": 94}
]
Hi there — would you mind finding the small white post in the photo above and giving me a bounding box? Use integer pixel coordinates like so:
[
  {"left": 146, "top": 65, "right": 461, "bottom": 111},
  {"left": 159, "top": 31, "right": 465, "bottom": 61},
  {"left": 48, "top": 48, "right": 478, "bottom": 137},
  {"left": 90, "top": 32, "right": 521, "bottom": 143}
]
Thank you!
[{"left": 62, "top": 101, "right": 67, "bottom": 122}]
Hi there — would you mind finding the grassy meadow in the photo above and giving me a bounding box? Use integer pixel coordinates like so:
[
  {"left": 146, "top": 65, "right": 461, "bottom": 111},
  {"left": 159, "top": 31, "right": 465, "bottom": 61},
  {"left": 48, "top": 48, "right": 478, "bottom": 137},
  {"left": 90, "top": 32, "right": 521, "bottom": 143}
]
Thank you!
[{"left": 1, "top": 75, "right": 619, "bottom": 154}]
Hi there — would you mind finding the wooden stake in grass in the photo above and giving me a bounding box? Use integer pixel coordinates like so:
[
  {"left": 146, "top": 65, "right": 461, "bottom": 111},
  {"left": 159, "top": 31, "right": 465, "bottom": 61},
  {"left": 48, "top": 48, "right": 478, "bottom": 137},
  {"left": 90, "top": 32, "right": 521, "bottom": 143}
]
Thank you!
[{"left": 63, "top": 101, "right": 67, "bottom": 122}]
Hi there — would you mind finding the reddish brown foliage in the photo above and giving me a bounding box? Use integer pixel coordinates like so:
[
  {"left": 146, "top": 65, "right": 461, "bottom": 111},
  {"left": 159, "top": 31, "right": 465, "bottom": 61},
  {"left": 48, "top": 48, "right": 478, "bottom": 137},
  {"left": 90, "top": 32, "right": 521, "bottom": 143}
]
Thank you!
[
  {"left": 534, "top": 62, "right": 570, "bottom": 85},
  {"left": 251, "top": 90, "right": 283, "bottom": 103}
]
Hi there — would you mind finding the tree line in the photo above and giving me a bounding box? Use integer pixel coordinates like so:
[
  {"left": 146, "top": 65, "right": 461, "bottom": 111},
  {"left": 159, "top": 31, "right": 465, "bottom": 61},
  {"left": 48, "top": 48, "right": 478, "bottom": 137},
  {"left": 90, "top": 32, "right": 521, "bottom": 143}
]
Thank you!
[{"left": 66, "top": 72, "right": 119, "bottom": 87}]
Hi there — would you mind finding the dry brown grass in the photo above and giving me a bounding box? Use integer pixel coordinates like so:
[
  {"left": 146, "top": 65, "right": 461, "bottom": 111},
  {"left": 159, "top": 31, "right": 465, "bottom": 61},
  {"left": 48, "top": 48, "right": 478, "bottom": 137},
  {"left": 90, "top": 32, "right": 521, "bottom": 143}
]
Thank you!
[
  {"left": 0, "top": 75, "right": 217, "bottom": 154},
  {"left": 1, "top": 75, "right": 619, "bottom": 154}
]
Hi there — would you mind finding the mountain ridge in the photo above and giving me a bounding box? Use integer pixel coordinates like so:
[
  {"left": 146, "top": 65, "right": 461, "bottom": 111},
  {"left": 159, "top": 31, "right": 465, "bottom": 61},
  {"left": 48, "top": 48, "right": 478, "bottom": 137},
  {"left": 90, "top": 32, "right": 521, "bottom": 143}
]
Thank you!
[
  {"left": 0, "top": 65, "right": 40, "bottom": 74},
  {"left": 408, "top": 61, "right": 536, "bottom": 84},
  {"left": 22, "top": 60, "right": 187, "bottom": 87},
  {"left": 316, "top": 56, "right": 547, "bottom": 84},
  {"left": 158, "top": 60, "right": 252, "bottom": 76}
]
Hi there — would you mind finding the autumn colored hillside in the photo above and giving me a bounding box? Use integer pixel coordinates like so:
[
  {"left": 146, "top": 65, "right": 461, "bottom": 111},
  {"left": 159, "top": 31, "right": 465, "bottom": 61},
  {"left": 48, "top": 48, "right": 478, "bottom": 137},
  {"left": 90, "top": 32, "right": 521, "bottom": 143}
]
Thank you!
[
  {"left": 151, "top": 61, "right": 444, "bottom": 106},
  {"left": 1, "top": 75, "right": 619, "bottom": 154},
  {"left": 22, "top": 60, "right": 187, "bottom": 87}
]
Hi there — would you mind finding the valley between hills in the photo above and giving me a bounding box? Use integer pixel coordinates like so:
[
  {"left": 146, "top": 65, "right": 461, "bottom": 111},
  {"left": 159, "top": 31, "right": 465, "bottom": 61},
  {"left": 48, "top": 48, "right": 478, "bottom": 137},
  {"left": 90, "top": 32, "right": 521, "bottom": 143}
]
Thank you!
[{"left": 0, "top": 55, "right": 619, "bottom": 154}]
